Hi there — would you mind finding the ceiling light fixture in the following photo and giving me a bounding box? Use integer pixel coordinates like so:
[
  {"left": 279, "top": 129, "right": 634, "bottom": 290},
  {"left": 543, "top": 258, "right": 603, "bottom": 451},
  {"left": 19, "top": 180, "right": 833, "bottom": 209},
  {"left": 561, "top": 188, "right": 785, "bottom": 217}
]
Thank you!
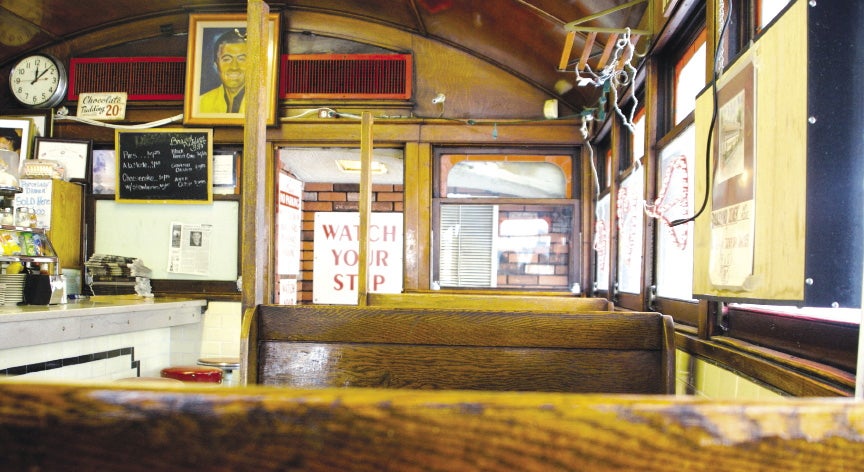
[{"left": 336, "top": 159, "right": 387, "bottom": 174}]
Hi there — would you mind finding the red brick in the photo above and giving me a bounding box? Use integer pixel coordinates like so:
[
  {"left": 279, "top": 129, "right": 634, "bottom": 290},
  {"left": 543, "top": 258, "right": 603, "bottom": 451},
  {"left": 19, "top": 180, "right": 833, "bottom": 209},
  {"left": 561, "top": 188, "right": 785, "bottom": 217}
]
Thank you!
[
  {"left": 377, "top": 192, "right": 404, "bottom": 202},
  {"left": 304, "top": 183, "right": 333, "bottom": 191},
  {"left": 507, "top": 275, "right": 539, "bottom": 285},
  {"left": 305, "top": 201, "right": 333, "bottom": 212},
  {"left": 538, "top": 275, "right": 568, "bottom": 286},
  {"left": 319, "top": 192, "right": 347, "bottom": 201},
  {"left": 333, "top": 201, "right": 359, "bottom": 211},
  {"left": 334, "top": 183, "right": 360, "bottom": 192}
]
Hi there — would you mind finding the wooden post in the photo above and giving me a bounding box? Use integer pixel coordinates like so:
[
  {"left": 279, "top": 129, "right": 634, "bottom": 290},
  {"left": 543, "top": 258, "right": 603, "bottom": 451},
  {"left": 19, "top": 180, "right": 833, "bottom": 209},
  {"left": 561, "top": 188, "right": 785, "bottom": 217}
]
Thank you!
[
  {"left": 241, "top": 0, "right": 271, "bottom": 315},
  {"left": 357, "top": 112, "right": 373, "bottom": 305}
]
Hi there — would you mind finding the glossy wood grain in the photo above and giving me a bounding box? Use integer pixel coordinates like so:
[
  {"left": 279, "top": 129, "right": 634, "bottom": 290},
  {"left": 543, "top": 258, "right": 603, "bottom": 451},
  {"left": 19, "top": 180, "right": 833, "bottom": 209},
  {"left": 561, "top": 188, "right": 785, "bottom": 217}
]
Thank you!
[
  {"left": 367, "top": 292, "right": 613, "bottom": 311},
  {"left": 248, "top": 304, "right": 675, "bottom": 393},
  {"left": 2, "top": 382, "right": 863, "bottom": 471}
]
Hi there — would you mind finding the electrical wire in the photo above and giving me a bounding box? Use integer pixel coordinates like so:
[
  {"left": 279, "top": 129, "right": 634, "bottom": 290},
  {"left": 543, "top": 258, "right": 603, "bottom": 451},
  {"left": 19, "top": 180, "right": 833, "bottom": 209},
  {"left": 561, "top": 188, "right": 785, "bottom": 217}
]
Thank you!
[{"left": 670, "top": 0, "right": 733, "bottom": 227}]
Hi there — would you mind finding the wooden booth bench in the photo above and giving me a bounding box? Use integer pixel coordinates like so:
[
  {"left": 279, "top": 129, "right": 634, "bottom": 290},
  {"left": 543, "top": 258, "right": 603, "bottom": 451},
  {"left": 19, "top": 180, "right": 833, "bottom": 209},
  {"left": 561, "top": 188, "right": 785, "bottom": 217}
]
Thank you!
[
  {"left": 3, "top": 381, "right": 864, "bottom": 471},
  {"left": 241, "top": 304, "right": 675, "bottom": 394},
  {"left": 366, "top": 292, "right": 614, "bottom": 311}
]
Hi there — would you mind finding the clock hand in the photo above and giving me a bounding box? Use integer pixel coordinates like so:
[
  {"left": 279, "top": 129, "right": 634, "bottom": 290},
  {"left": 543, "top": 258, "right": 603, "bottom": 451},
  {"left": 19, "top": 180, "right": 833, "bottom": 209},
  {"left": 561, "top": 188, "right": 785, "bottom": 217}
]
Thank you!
[
  {"left": 30, "top": 66, "right": 40, "bottom": 85},
  {"left": 32, "top": 68, "right": 50, "bottom": 84}
]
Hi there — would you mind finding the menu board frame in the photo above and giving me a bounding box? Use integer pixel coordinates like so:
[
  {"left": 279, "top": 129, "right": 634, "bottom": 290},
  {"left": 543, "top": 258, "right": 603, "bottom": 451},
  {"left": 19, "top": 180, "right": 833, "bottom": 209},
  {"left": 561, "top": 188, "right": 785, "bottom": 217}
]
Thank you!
[{"left": 114, "top": 128, "right": 213, "bottom": 204}]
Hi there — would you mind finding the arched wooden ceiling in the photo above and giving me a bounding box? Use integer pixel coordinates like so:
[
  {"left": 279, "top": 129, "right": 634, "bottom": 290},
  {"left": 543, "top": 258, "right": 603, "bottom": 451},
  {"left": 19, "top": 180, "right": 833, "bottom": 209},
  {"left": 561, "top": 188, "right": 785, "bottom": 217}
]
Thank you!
[{"left": 0, "top": 0, "right": 650, "bottom": 114}]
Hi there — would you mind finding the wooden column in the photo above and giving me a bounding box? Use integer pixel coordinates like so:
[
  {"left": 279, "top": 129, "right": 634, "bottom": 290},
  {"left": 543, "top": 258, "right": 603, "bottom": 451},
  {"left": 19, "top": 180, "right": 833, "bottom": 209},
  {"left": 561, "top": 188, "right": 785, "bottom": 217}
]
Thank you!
[
  {"left": 357, "top": 112, "right": 373, "bottom": 305},
  {"left": 241, "top": 0, "right": 270, "bottom": 313}
]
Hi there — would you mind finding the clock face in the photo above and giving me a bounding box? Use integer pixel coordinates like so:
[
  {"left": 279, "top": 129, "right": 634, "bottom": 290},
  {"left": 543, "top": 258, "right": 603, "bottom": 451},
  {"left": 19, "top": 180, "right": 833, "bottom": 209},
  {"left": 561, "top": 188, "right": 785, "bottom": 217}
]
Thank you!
[{"left": 9, "top": 55, "right": 67, "bottom": 108}]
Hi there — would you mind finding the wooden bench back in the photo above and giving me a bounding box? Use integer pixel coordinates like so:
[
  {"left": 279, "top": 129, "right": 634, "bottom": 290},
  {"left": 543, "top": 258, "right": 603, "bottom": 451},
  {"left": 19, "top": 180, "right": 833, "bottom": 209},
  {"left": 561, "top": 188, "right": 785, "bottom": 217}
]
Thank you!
[
  {"left": 3, "top": 382, "right": 860, "bottom": 471},
  {"left": 366, "top": 292, "right": 614, "bottom": 311},
  {"left": 243, "top": 304, "right": 675, "bottom": 393}
]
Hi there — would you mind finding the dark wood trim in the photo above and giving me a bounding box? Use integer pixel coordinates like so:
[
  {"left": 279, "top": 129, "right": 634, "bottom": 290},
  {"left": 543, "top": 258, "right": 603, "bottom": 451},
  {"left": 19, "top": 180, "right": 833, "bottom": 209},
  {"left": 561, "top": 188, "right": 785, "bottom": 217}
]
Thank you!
[
  {"left": 150, "top": 280, "right": 240, "bottom": 301},
  {"left": 654, "top": 296, "right": 699, "bottom": 326},
  {"left": 724, "top": 307, "right": 859, "bottom": 373},
  {"left": 674, "top": 331, "right": 854, "bottom": 397}
]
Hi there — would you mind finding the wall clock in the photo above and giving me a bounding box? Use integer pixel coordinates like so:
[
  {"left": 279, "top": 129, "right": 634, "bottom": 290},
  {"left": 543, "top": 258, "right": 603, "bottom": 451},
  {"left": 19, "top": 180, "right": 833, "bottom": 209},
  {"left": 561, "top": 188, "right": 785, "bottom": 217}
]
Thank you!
[{"left": 8, "top": 54, "right": 68, "bottom": 108}]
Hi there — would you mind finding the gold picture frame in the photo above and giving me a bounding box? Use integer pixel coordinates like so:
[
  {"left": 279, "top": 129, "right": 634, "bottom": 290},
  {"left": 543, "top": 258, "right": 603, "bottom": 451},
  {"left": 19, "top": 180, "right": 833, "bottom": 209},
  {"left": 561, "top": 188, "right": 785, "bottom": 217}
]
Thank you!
[
  {"left": 0, "top": 117, "right": 35, "bottom": 160},
  {"left": 183, "top": 12, "right": 280, "bottom": 126}
]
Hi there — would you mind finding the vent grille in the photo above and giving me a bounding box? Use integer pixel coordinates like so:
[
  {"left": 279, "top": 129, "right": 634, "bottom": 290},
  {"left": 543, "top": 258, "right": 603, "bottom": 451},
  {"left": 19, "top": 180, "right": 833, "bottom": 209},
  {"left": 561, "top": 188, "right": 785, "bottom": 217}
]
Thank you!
[
  {"left": 69, "top": 57, "right": 186, "bottom": 101},
  {"left": 280, "top": 54, "right": 412, "bottom": 99},
  {"left": 69, "top": 54, "right": 413, "bottom": 102}
]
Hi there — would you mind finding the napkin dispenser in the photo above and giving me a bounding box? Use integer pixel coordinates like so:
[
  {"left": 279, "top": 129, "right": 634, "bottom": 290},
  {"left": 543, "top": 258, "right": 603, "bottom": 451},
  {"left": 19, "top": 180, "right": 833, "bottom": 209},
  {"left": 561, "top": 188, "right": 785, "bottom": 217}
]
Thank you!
[{"left": 23, "top": 273, "right": 67, "bottom": 305}]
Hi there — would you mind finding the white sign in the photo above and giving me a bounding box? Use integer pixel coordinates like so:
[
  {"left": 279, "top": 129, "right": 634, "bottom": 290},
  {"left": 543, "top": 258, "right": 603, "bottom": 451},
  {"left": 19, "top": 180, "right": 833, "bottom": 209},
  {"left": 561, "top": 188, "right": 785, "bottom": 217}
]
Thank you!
[
  {"left": 313, "top": 212, "right": 403, "bottom": 304},
  {"left": 13, "top": 179, "right": 53, "bottom": 228},
  {"left": 77, "top": 92, "right": 127, "bottom": 120},
  {"left": 276, "top": 173, "right": 302, "bottom": 276}
]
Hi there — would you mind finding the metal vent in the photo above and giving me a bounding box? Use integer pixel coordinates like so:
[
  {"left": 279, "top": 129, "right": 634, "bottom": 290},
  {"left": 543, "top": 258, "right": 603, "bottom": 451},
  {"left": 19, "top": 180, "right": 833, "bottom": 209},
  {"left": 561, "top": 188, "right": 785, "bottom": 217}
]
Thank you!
[
  {"left": 280, "top": 54, "right": 412, "bottom": 99},
  {"left": 68, "top": 57, "right": 186, "bottom": 101}
]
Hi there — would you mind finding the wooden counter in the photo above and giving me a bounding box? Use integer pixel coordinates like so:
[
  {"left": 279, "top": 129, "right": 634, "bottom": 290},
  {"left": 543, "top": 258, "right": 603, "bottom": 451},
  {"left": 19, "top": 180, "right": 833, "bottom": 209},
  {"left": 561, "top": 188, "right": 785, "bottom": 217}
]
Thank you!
[{"left": 0, "top": 296, "right": 207, "bottom": 380}]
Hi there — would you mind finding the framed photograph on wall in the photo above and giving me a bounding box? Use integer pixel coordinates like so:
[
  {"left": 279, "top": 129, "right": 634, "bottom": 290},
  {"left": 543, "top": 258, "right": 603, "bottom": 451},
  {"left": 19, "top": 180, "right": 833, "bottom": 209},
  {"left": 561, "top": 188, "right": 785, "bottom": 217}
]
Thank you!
[
  {"left": 184, "top": 12, "right": 281, "bottom": 126},
  {"left": 0, "top": 118, "right": 34, "bottom": 161},
  {"left": 33, "top": 137, "right": 93, "bottom": 182},
  {"left": 91, "top": 148, "right": 116, "bottom": 195},
  {"left": 6, "top": 110, "right": 52, "bottom": 138}
]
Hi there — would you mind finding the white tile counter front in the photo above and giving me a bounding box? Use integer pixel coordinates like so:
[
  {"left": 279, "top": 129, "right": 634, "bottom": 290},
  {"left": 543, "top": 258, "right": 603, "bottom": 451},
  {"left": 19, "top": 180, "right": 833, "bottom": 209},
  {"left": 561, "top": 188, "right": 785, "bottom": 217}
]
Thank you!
[{"left": 0, "top": 296, "right": 207, "bottom": 381}]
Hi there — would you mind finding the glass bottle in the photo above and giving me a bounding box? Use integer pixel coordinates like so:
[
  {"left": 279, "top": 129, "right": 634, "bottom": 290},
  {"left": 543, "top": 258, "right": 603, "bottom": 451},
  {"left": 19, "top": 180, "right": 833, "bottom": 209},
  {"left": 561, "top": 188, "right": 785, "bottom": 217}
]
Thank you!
[{"left": 1, "top": 208, "right": 12, "bottom": 226}]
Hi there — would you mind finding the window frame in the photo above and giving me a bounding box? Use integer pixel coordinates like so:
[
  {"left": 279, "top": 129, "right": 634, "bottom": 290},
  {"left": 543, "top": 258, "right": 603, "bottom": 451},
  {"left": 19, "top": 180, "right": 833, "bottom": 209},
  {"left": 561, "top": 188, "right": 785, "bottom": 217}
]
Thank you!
[
  {"left": 645, "top": 0, "right": 858, "bottom": 395},
  {"left": 431, "top": 147, "right": 581, "bottom": 292}
]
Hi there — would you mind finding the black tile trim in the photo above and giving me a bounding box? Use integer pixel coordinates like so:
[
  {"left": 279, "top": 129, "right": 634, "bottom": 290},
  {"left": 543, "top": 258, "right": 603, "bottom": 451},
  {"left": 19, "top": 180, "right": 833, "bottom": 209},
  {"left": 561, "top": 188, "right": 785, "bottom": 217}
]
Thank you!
[{"left": 0, "top": 347, "right": 138, "bottom": 376}]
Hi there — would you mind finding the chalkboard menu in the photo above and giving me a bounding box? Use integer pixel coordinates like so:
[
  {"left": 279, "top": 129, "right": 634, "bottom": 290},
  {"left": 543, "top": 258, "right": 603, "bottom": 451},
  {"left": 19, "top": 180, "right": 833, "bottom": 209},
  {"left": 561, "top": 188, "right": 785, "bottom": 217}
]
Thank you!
[{"left": 115, "top": 128, "right": 212, "bottom": 203}]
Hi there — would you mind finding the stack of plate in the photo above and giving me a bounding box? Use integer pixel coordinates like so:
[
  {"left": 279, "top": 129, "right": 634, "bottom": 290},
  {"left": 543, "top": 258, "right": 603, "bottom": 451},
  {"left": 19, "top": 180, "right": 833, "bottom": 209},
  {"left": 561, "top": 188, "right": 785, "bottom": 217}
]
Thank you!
[{"left": 0, "top": 274, "right": 25, "bottom": 305}]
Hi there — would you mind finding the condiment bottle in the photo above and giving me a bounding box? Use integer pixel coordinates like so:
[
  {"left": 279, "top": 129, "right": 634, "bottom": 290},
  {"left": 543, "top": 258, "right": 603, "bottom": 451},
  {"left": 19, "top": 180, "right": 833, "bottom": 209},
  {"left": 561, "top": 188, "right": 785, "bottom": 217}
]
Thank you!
[{"left": 1, "top": 208, "right": 12, "bottom": 226}]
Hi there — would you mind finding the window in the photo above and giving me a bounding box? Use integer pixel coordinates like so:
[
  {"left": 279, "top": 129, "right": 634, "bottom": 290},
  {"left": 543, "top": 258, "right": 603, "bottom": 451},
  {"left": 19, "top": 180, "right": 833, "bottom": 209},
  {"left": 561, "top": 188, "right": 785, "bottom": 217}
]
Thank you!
[
  {"left": 674, "top": 30, "right": 707, "bottom": 124},
  {"left": 594, "top": 193, "right": 611, "bottom": 293},
  {"left": 758, "top": 0, "right": 792, "bottom": 29},
  {"left": 434, "top": 152, "right": 577, "bottom": 290},
  {"left": 616, "top": 165, "right": 644, "bottom": 294},
  {"left": 651, "top": 125, "right": 696, "bottom": 301}
]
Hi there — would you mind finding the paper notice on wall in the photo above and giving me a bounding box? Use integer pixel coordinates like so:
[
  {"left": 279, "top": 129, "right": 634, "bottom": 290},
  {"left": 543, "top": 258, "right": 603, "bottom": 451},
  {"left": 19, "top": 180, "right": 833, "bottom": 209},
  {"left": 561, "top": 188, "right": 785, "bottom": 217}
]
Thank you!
[{"left": 167, "top": 222, "right": 212, "bottom": 276}]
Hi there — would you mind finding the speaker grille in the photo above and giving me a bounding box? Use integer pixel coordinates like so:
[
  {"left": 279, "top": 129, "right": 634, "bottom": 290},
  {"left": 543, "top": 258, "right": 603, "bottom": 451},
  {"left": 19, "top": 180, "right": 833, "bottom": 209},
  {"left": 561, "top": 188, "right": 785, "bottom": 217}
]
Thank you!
[
  {"left": 280, "top": 54, "right": 412, "bottom": 99},
  {"left": 68, "top": 57, "right": 186, "bottom": 101}
]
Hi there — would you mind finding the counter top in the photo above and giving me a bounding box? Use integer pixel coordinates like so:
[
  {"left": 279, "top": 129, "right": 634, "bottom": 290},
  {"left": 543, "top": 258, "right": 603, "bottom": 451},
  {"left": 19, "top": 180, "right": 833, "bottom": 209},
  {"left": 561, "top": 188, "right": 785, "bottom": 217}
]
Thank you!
[
  {"left": 0, "top": 296, "right": 207, "bottom": 323},
  {"left": 0, "top": 296, "right": 207, "bottom": 350}
]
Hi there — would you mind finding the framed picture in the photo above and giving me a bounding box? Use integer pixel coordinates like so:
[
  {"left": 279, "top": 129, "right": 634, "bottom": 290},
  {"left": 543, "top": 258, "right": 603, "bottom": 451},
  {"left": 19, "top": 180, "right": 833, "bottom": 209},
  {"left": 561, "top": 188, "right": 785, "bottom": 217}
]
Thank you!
[
  {"left": 33, "top": 137, "right": 93, "bottom": 182},
  {"left": 184, "top": 12, "right": 281, "bottom": 126},
  {"left": 5, "top": 110, "right": 53, "bottom": 138},
  {"left": 0, "top": 117, "right": 34, "bottom": 161},
  {"left": 91, "top": 148, "right": 116, "bottom": 195},
  {"left": 212, "top": 149, "right": 241, "bottom": 195}
]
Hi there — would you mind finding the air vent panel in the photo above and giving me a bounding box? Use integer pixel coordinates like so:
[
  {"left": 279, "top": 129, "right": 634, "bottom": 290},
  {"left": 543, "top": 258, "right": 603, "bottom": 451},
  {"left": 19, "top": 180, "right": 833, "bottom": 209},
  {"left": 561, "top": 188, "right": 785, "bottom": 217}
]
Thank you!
[
  {"left": 69, "top": 57, "right": 186, "bottom": 101},
  {"left": 280, "top": 54, "right": 412, "bottom": 99}
]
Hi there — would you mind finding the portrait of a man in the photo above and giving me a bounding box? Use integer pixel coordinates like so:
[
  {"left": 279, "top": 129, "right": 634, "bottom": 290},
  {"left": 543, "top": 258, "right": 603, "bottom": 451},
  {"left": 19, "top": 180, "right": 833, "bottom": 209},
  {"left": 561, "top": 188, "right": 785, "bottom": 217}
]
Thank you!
[
  {"left": 199, "top": 30, "right": 247, "bottom": 114},
  {"left": 184, "top": 13, "right": 280, "bottom": 126}
]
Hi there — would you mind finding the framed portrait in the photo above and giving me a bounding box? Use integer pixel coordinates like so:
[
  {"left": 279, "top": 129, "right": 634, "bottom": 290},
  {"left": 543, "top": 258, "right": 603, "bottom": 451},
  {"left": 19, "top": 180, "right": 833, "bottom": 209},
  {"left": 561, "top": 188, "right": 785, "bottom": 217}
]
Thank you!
[
  {"left": 0, "top": 117, "right": 34, "bottom": 161},
  {"left": 184, "top": 12, "right": 281, "bottom": 126},
  {"left": 5, "top": 110, "right": 52, "bottom": 138},
  {"left": 33, "top": 137, "right": 93, "bottom": 182}
]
